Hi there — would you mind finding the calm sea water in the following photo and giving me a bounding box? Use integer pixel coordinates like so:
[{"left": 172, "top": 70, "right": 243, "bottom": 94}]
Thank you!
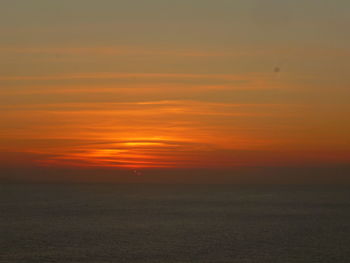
[{"left": 1, "top": 184, "right": 350, "bottom": 263}]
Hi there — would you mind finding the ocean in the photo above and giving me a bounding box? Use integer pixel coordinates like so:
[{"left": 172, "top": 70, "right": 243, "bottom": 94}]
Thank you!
[{"left": 1, "top": 184, "right": 349, "bottom": 262}]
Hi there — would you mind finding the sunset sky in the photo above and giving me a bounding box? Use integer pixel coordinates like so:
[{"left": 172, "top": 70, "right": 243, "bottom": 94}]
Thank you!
[{"left": 1, "top": 0, "right": 349, "bottom": 183}]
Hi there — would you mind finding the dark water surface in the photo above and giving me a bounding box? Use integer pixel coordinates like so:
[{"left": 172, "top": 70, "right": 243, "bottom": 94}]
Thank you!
[{"left": 1, "top": 184, "right": 350, "bottom": 262}]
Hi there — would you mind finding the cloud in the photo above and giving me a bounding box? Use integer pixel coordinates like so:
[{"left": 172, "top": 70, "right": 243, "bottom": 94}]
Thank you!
[
  {"left": 0, "top": 72, "right": 265, "bottom": 82},
  {"left": 0, "top": 46, "right": 253, "bottom": 58}
]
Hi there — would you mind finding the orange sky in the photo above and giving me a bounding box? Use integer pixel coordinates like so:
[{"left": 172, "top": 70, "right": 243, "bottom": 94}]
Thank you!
[{"left": 1, "top": 1, "right": 349, "bottom": 182}]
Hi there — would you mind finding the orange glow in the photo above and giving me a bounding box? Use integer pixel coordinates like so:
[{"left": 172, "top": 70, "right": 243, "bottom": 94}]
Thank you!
[
  {"left": 1, "top": 96, "right": 349, "bottom": 171},
  {"left": 121, "top": 142, "right": 166, "bottom": 147}
]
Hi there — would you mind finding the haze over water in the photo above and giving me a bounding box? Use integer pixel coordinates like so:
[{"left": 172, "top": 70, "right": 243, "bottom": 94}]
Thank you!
[{"left": 1, "top": 184, "right": 350, "bottom": 263}]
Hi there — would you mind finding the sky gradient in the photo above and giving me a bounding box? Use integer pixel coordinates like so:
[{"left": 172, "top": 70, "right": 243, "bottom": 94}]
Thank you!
[{"left": 1, "top": 0, "right": 350, "bottom": 183}]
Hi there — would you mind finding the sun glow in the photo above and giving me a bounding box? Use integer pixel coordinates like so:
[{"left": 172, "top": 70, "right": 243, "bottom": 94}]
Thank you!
[
  {"left": 121, "top": 142, "right": 166, "bottom": 147},
  {"left": 42, "top": 135, "right": 197, "bottom": 169}
]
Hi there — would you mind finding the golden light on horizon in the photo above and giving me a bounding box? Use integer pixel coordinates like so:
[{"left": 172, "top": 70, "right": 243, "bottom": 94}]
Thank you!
[{"left": 1, "top": 97, "right": 349, "bottom": 172}]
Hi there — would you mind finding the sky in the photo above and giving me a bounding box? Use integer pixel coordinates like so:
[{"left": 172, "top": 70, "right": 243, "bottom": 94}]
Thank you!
[{"left": 1, "top": 0, "right": 350, "bottom": 183}]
